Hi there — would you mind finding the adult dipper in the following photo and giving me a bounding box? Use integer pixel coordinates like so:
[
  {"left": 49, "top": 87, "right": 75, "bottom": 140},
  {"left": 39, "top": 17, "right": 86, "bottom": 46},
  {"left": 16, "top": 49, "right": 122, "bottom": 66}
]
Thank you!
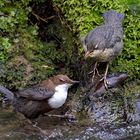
[
  {"left": 81, "top": 10, "right": 124, "bottom": 88},
  {"left": 0, "top": 75, "right": 79, "bottom": 119}
]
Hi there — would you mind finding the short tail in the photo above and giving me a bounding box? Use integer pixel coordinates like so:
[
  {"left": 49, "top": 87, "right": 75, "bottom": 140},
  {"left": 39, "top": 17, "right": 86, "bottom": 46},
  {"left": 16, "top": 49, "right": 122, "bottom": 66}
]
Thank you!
[{"left": 0, "top": 85, "right": 14, "bottom": 103}]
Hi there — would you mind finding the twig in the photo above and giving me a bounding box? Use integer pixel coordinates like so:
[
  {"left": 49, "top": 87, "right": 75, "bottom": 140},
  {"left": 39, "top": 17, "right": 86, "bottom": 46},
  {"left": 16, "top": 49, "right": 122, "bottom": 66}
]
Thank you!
[
  {"left": 56, "top": 11, "right": 72, "bottom": 31},
  {"left": 31, "top": 11, "right": 54, "bottom": 23}
]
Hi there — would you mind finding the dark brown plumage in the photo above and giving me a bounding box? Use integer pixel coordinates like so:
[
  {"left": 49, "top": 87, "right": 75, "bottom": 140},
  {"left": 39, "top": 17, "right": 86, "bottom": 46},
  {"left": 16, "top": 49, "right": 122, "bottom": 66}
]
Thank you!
[{"left": 0, "top": 75, "right": 79, "bottom": 119}]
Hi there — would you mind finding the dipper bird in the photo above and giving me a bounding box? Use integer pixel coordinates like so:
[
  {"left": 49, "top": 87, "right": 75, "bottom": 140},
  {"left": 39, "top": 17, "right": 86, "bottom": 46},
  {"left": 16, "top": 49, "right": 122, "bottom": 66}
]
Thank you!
[
  {"left": 0, "top": 75, "right": 79, "bottom": 119},
  {"left": 81, "top": 10, "right": 124, "bottom": 88}
]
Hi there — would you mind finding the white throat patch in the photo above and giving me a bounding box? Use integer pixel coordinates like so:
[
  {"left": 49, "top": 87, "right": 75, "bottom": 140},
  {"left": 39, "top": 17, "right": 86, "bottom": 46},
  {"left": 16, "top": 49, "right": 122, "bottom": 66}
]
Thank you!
[{"left": 48, "top": 84, "right": 71, "bottom": 109}]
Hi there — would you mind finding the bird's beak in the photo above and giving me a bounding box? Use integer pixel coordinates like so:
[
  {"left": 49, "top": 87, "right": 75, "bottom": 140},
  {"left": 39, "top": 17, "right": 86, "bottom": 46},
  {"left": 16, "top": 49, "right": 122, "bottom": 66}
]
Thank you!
[
  {"left": 69, "top": 79, "right": 80, "bottom": 84},
  {"left": 84, "top": 51, "right": 91, "bottom": 59}
]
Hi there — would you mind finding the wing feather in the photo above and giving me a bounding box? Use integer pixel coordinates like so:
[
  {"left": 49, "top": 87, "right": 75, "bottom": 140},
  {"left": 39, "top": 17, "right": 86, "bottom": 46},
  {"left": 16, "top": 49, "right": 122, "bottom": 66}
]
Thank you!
[
  {"left": 17, "top": 85, "right": 54, "bottom": 100},
  {"left": 85, "top": 25, "right": 116, "bottom": 50}
]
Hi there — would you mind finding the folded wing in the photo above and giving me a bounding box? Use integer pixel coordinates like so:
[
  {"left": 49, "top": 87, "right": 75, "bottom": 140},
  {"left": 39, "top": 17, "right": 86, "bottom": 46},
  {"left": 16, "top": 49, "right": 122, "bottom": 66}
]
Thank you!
[
  {"left": 84, "top": 25, "right": 117, "bottom": 50},
  {"left": 17, "top": 85, "right": 54, "bottom": 100}
]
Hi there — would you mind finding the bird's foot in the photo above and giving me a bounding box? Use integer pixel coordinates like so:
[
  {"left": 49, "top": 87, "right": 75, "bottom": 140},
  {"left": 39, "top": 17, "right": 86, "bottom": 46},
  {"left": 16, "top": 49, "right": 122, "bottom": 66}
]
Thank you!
[
  {"left": 88, "top": 70, "right": 94, "bottom": 75},
  {"left": 88, "top": 62, "right": 101, "bottom": 83},
  {"left": 89, "top": 68, "right": 101, "bottom": 83},
  {"left": 64, "top": 113, "right": 76, "bottom": 122},
  {"left": 100, "top": 76, "right": 108, "bottom": 89},
  {"left": 2, "top": 97, "right": 11, "bottom": 108}
]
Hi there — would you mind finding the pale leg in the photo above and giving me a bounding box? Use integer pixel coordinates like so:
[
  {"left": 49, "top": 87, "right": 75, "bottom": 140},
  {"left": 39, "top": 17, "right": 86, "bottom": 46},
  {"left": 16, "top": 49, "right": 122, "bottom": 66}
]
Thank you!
[
  {"left": 88, "top": 62, "right": 100, "bottom": 82},
  {"left": 100, "top": 63, "right": 109, "bottom": 89},
  {"left": 43, "top": 113, "right": 76, "bottom": 120}
]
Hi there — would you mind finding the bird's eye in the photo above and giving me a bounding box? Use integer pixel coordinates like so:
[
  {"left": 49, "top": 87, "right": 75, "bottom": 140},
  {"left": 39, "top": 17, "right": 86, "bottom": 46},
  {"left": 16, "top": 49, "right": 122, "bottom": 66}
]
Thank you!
[{"left": 59, "top": 78, "right": 65, "bottom": 82}]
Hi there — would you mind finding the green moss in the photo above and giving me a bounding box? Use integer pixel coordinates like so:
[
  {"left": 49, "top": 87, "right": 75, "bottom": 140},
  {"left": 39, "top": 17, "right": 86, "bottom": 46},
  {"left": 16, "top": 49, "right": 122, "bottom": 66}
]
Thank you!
[
  {"left": 0, "top": 0, "right": 77, "bottom": 89},
  {"left": 123, "top": 80, "right": 140, "bottom": 97},
  {"left": 0, "top": 0, "right": 140, "bottom": 89}
]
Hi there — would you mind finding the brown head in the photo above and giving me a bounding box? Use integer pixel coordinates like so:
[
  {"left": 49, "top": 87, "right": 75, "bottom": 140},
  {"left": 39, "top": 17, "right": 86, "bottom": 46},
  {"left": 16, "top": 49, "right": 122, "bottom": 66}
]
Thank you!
[{"left": 50, "top": 74, "right": 79, "bottom": 87}]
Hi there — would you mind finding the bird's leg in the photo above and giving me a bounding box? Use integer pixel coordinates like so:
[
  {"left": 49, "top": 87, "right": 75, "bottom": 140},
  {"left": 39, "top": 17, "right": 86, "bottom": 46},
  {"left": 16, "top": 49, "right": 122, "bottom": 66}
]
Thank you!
[
  {"left": 88, "top": 62, "right": 97, "bottom": 75},
  {"left": 91, "top": 62, "right": 98, "bottom": 82},
  {"left": 43, "top": 113, "right": 76, "bottom": 120},
  {"left": 88, "top": 62, "right": 100, "bottom": 82},
  {"left": 95, "top": 65, "right": 101, "bottom": 77},
  {"left": 45, "top": 114, "right": 66, "bottom": 118},
  {"left": 91, "top": 62, "right": 100, "bottom": 82},
  {"left": 100, "top": 63, "right": 109, "bottom": 89}
]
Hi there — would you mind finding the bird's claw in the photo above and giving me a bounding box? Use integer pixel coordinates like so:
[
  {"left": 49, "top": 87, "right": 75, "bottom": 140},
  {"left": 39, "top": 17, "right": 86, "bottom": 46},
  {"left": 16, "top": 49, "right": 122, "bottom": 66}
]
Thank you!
[
  {"left": 91, "top": 70, "right": 96, "bottom": 82},
  {"left": 64, "top": 114, "right": 77, "bottom": 122},
  {"left": 91, "top": 68, "right": 101, "bottom": 82},
  {"left": 100, "top": 76, "right": 108, "bottom": 89}
]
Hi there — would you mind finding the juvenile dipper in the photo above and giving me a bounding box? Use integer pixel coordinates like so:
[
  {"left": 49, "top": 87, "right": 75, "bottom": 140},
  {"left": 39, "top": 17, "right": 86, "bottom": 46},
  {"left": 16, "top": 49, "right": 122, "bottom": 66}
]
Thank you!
[
  {"left": 81, "top": 10, "right": 124, "bottom": 88},
  {"left": 0, "top": 75, "right": 79, "bottom": 119}
]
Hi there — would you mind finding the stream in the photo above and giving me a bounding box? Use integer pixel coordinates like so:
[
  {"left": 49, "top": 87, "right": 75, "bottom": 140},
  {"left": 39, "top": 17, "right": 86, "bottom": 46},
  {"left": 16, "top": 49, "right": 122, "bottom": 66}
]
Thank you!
[{"left": 0, "top": 82, "right": 140, "bottom": 140}]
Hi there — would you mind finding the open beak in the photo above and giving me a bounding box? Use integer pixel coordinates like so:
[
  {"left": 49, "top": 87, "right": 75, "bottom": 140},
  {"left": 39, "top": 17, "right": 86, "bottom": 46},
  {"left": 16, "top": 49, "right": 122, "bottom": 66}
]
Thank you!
[{"left": 84, "top": 51, "right": 91, "bottom": 59}]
